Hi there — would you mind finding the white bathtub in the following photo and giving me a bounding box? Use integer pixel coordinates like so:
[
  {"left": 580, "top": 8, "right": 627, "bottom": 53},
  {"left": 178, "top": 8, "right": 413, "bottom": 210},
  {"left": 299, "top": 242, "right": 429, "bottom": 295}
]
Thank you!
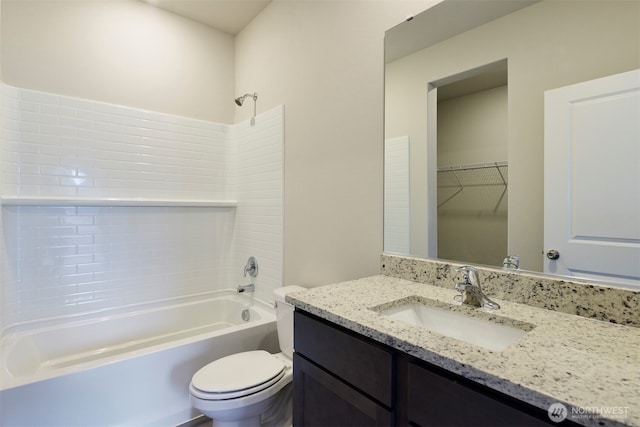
[{"left": 0, "top": 291, "right": 279, "bottom": 426}]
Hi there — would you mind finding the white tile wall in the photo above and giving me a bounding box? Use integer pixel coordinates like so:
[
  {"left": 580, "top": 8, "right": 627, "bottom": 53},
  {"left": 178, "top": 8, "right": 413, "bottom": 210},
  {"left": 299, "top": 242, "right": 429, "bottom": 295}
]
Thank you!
[
  {"left": 2, "top": 205, "right": 236, "bottom": 322},
  {"left": 0, "top": 84, "right": 284, "bottom": 329},
  {"left": 384, "top": 136, "right": 411, "bottom": 254},
  {"left": 1, "top": 84, "right": 230, "bottom": 200},
  {"left": 230, "top": 108, "right": 284, "bottom": 303}
]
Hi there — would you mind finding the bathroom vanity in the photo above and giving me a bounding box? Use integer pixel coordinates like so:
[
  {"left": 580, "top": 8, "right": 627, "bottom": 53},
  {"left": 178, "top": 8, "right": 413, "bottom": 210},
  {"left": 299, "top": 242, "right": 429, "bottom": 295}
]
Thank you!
[
  {"left": 288, "top": 260, "right": 640, "bottom": 427},
  {"left": 293, "top": 310, "right": 563, "bottom": 426}
]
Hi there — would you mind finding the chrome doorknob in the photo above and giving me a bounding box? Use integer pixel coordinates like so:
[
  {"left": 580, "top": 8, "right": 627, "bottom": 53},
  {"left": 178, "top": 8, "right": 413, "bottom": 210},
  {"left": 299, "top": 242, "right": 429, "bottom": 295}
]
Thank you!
[{"left": 546, "top": 249, "right": 560, "bottom": 260}]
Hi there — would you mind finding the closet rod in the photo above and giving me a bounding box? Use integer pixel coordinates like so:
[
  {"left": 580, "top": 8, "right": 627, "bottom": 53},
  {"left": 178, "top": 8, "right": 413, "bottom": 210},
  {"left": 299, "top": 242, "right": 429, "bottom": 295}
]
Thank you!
[{"left": 437, "top": 161, "right": 507, "bottom": 173}]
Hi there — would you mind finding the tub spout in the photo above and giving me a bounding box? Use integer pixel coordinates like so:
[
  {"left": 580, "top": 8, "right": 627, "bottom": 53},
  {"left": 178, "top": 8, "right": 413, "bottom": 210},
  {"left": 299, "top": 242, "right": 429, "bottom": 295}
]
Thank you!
[{"left": 237, "top": 284, "right": 255, "bottom": 294}]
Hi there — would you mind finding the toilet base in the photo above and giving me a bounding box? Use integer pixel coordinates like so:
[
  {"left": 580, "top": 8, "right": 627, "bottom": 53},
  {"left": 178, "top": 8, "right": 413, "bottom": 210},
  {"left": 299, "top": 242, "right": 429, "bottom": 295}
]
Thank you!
[
  {"left": 193, "top": 383, "right": 292, "bottom": 427},
  {"left": 210, "top": 415, "right": 260, "bottom": 427},
  {"left": 259, "top": 382, "right": 292, "bottom": 427}
]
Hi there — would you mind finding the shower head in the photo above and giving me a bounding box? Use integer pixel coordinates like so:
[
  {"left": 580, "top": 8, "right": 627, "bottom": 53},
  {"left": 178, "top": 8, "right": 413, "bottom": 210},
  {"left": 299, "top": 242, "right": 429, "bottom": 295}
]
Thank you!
[{"left": 235, "top": 93, "right": 258, "bottom": 107}]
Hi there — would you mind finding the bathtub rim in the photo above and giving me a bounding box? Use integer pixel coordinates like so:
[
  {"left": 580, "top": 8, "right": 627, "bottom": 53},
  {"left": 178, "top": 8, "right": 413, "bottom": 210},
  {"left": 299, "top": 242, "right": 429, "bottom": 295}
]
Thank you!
[
  {"left": 0, "top": 289, "right": 276, "bottom": 391},
  {"left": 1, "top": 289, "right": 272, "bottom": 338}
]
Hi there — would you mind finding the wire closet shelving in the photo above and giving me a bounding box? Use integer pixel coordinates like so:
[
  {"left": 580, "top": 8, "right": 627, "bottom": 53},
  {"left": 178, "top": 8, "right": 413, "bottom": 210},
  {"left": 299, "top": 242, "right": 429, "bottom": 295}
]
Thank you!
[{"left": 437, "top": 161, "right": 508, "bottom": 209}]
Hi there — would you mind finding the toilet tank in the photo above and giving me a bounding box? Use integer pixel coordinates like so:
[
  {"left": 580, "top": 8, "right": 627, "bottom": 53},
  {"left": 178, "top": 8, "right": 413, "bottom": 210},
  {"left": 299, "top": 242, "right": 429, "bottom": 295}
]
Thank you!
[{"left": 273, "top": 286, "right": 305, "bottom": 359}]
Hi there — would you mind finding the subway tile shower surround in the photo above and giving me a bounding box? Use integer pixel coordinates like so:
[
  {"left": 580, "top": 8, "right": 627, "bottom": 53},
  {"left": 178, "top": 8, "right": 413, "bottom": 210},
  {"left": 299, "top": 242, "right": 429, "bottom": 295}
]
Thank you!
[
  {"left": 0, "top": 84, "right": 284, "bottom": 330},
  {"left": 1, "top": 84, "right": 229, "bottom": 200}
]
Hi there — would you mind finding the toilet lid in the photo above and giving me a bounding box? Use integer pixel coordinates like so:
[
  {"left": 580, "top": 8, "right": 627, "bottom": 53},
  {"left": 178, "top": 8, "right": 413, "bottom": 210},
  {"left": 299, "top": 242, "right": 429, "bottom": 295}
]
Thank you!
[{"left": 192, "top": 350, "right": 285, "bottom": 396}]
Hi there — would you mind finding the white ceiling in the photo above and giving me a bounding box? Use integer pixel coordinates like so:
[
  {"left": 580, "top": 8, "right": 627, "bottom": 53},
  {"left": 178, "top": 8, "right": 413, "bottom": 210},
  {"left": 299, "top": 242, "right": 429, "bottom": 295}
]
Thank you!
[
  {"left": 142, "top": 0, "right": 272, "bottom": 35},
  {"left": 384, "top": 0, "right": 539, "bottom": 63}
]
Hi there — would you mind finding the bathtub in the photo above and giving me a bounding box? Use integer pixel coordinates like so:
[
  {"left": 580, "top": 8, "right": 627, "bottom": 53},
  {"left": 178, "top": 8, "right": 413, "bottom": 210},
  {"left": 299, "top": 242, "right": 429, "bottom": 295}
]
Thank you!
[{"left": 0, "top": 290, "right": 279, "bottom": 426}]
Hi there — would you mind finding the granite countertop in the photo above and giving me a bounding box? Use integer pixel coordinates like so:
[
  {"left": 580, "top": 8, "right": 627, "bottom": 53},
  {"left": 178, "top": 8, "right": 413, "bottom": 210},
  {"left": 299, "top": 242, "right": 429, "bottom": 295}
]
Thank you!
[{"left": 287, "top": 275, "right": 640, "bottom": 427}]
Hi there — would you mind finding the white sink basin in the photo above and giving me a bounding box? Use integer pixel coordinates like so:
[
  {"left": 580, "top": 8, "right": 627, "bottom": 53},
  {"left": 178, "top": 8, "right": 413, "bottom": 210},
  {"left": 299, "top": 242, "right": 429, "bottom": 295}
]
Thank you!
[{"left": 379, "top": 302, "right": 528, "bottom": 351}]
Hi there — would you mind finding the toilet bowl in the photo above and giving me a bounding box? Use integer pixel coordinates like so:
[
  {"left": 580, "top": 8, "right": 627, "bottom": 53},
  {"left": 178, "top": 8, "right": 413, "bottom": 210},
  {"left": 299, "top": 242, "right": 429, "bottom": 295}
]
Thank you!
[{"left": 189, "top": 286, "right": 304, "bottom": 427}]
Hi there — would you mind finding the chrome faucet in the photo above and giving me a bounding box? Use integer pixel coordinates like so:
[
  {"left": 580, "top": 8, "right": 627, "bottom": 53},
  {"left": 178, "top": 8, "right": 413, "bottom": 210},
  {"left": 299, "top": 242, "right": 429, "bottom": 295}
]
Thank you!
[
  {"left": 244, "top": 256, "right": 259, "bottom": 279},
  {"left": 237, "top": 283, "right": 255, "bottom": 294},
  {"left": 454, "top": 266, "right": 500, "bottom": 309},
  {"left": 238, "top": 257, "right": 258, "bottom": 294},
  {"left": 502, "top": 255, "right": 520, "bottom": 270}
]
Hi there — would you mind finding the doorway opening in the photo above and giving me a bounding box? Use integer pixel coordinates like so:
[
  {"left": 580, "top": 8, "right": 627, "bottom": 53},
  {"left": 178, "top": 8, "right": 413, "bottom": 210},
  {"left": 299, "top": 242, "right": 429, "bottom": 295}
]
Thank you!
[{"left": 428, "top": 59, "right": 508, "bottom": 267}]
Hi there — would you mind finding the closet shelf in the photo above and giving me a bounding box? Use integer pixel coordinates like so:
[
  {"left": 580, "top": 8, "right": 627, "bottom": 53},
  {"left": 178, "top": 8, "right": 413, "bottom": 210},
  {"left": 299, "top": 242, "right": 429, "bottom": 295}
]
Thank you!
[
  {"left": 437, "top": 161, "right": 508, "bottom": 188},
  {"left": 437, "top": 161, "right": 508, "bottom": 209},
  {"left": 0, "top": 196, "right": 238, "bottom": 208},
  {"left": 437, "top": 160, "right": 508, "bottom": 173}
]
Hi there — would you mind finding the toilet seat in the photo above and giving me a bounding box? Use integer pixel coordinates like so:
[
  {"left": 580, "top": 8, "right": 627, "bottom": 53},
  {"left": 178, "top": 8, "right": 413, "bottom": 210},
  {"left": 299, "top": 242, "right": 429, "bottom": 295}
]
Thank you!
[{"left": 191, "top": 350, "right": 286, "bottom": 400}]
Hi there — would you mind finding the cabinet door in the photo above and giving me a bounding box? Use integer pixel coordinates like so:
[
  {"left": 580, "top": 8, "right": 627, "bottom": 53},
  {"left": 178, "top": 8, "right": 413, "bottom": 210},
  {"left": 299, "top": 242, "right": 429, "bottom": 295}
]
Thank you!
[
  {"left": 406, "top": 361, "right": 553, "bottom": 426},
  {"left": 294, "top": 311, "right": 394, "bottom": 406},
  {"left": 293, "top": 353, "right": 394, "bottom": 426}
]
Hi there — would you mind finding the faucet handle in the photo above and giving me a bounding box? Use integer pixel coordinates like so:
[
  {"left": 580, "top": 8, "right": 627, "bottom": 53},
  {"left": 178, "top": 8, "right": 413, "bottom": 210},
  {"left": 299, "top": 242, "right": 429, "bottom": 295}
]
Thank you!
[
  {"left": 243, "top": 256, "right": 259, "bottom": 278},
  {"left": 455, "top": 281, "right": 472, "bottom": 293},
  {"left": 454, "top": 275, "right": 473, "bottom": 303},
  {"left": 502, "top": 255, "right": 520, "bottom": 270},
  {"left": 456, "top": 265, "right": 478, "bottom": 286}
]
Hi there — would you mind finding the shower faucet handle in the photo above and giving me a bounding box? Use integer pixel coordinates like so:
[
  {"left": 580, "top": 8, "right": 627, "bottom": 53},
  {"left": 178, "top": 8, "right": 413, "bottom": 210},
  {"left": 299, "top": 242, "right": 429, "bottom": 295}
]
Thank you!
[{"left": 243, "top": 256, "right": 259, "bottom": 278}]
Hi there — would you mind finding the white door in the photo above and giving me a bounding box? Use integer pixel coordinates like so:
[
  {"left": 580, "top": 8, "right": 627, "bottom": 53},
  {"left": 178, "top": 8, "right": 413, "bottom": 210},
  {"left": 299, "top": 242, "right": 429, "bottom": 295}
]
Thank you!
[{"left": 544, "top": 69, "right": 640, "bottom": 288}]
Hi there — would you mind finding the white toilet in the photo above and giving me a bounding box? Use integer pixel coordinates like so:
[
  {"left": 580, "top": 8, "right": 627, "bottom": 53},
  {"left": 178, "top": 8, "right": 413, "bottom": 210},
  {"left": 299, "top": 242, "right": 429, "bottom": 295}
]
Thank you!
[{"left": 189, "top": 286, "right": 304, "bottom": 427}]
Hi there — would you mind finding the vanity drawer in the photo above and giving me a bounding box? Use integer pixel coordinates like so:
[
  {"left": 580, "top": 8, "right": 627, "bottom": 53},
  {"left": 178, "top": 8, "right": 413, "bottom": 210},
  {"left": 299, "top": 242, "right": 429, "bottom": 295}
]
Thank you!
[
  {"left": 294, "top": 310, "right": 394, "bottom": 407},
  {"left": 407, "top": 361, "right": 557, "bottom": 426}
]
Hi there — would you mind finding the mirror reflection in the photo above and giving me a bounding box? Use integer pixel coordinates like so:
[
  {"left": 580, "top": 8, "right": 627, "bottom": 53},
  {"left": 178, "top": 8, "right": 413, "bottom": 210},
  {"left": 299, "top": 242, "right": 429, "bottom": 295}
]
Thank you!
[
  {"left": 436, "top": 60, "right": 508, "bottom": 267},
  {"left": 384, "top": 0, "right": 640, "bottom": 288}
]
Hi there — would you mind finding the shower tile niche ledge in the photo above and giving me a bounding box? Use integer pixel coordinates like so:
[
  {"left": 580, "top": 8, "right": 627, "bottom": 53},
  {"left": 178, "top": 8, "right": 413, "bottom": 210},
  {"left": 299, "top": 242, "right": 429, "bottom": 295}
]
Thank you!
[{"left": 0, "top": 196, "right": 238, "bottom": 207}]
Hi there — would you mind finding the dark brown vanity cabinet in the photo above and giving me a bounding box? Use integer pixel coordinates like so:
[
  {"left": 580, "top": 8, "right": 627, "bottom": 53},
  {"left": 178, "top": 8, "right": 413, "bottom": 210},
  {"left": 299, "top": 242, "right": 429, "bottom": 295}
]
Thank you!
[
  {"left": 406, "top": 361, "right": 553, "bottom": 426},
  {"left": 293, "top": 310, "right": 576, "bottom": 427},
  {"left": 293, "top": 309, "right": 395, "bottom": 426}
]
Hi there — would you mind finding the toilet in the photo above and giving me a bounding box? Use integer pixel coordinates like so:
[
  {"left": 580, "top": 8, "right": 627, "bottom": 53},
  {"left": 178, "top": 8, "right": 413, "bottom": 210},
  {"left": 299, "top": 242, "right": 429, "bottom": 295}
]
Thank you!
[{"left": 189, "top": 286, "right": 304, "bottom": 427}]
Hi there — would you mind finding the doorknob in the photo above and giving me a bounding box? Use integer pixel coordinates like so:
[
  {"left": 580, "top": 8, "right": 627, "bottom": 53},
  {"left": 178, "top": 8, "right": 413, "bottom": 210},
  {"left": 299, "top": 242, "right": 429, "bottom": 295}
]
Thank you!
[{"left": 546, "top": 249, "right": 560, "bottom": 260}]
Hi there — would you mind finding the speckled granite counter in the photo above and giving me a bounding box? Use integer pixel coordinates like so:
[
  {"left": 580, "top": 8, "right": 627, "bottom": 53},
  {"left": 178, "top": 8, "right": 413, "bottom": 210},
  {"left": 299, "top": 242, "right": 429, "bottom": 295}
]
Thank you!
[
  {"left": 380, "top": 254, "right": 640, "bottom": 327},
  {"left": 287, "top": 276, "right": 640, "bottom": 427}
]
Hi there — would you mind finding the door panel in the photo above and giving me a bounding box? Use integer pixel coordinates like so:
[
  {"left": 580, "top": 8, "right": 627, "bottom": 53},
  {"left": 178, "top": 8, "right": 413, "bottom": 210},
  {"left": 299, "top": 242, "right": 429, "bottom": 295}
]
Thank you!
[{"left": 544, "top": 69, "right": 640, "bottom": 287}]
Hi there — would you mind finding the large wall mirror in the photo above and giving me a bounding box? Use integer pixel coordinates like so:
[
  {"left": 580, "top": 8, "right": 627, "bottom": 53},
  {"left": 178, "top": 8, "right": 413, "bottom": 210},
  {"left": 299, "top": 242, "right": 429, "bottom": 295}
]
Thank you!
[{"left": 384, "top": 0, "right": 640, "bottom": 288}]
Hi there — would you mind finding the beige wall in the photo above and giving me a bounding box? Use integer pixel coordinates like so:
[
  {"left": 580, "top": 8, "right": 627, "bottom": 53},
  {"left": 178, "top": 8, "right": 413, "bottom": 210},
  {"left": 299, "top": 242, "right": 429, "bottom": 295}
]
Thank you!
[
  {"left": 1, "top": 0, "right": 235, "bottom": 122},
  {"left": 437, "top": 86, "right": 507, "bottom": 167},
  {"left": 235, "top": 0, "right": 436, "bottom": 287},
  {"left": 386, "top": 0, "right": 640, "bottom": 271}
]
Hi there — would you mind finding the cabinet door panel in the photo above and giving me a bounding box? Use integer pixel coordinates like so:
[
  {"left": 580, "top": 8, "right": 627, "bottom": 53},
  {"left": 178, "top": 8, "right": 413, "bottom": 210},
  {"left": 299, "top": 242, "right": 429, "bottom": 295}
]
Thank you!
[
  {"left": 293, "top": 353, "right": 394, "bottom": 426},
  {"left": 294, "top": 311, "right": 394, "bottom": 406},
  {"left": 407, "top": 362, "right": 551, "bottom": 426}
]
